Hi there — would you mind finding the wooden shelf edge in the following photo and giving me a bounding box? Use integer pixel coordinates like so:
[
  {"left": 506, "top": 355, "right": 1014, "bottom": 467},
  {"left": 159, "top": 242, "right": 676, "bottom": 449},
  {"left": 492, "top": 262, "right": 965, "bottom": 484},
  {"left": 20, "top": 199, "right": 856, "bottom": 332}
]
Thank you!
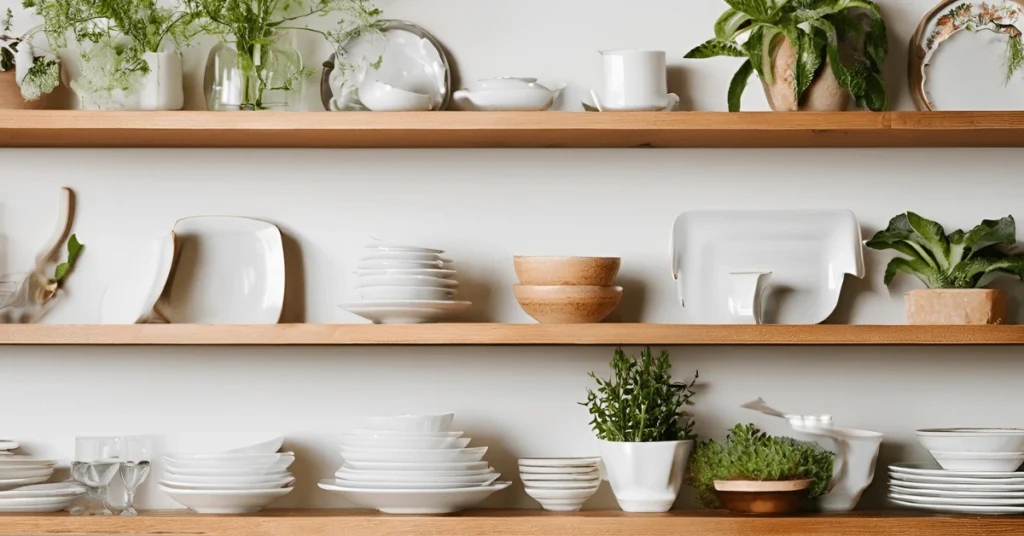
[
  {"left": 0, "top": 509, "right": 1017, "bottom": 536},
  {"left": 2, "top": 324, "right": 1024, "bottom": 345}
]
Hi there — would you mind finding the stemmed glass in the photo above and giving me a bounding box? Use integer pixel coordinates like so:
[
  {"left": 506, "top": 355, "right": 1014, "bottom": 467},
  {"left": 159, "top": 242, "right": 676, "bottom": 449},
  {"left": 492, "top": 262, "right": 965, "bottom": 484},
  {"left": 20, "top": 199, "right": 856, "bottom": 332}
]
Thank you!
[
  {"left": 72, "top": 436, "right": 121, "bottom": 516},
  {"left": 119, "top": 436, "right": 152, "bottom": 516}
]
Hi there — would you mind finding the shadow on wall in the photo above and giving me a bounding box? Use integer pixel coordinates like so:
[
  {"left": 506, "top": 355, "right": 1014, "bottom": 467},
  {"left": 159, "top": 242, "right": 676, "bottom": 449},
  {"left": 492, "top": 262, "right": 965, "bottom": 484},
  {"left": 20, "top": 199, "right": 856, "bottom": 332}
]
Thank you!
[
  {"left": 606, "top": 275, "right": 647, "bottom": 323},
  {"left": 279, "top": 230, "right": 307, "bottom": 323},
  {"left": 666, "top": 65, "right": 694, "bottom": 112}
]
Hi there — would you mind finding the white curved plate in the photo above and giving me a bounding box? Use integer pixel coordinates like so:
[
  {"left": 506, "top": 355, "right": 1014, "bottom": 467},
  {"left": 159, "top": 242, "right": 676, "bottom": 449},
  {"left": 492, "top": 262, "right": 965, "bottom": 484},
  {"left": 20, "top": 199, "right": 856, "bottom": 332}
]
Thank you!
[
  {"left": 523, "top": 480, "right": 600, "bottom": 490},
  {"left": 157, "top": 216, "right": 284, "bottom": 324},
  {"left": 161, "top": 472, "right": 292, "bottom": 485},
  {"left": 341, "top": 446, "right": 486, "bottom": 463},
  {"left": 0, "top": 476, "right": 49, "bottom": 490},
  {"left": 891, "top": 484, "right": 1024, "bottom": 497},
  {"left": 890, "top": 472, "right": 1024, "bottom": 484},
  {"left": 521, "top": 472, "right": 599, "bottom": 482},
  {"left": 364, "top": 242, "right": 444, "bottom": 254},
  {"left": 357, "top": 260, "right": 445, "bottom": 270},
  {"left": 0, "top": 467, "right": 53, "bottom": 479},
  {"left": 353, "top": 268, "right": 456, "bottom": 279},
  {"left": 890, "top": 478, "right": 1024, "bottom": 491},
  {"left": 318, "top": 480, "right": 510, "bottom": 514},
  {"left": 166, "top": 453, "right": 293, "bottom": 464},
  {"left": 361, "top": 252, "right": 450, "bottom": 263},
  {"left": 520, "top": 466, "right": 600, "bottom": 474},
  {"left": 890, "top": 495, "right": 1024, "bottom": 514},
  {"left": 100, "top": 232, "right": 175, "bottom": 324},
  {"left": 0, "top": 457, "right": 56, "bottom": 466},
  {"left": 518, "top": 457, "right": 601, "bottom": 467},
  {"left": 890, "top": 462, "right": 1024, "bottom": 479},
  {"left": 0, "top": 496, "right": 76, "bottom": 513},
  {"left": 342, "top": 460, "right": 488, "bottom": 472},
  {"left": 331, "top": 479, "right": 495, "bottom": 490},
  {"left": 891, "top": 491, "right": 1024, "bottom": 506},
  {"left": 341, "top": 436, "right": 470, "bottom": 449},
  {"left": 355, "top": 275, "right": 458, "bottom": 289},
  {"left": 159, "top": 485, "right": 293, "bottom": 514},
  {"left": 345, "top": 429, "right": 464, "bottom": 439},
  {"left": 164, "top": 465, "right": 292, "bottom": 477},
  {"left": 223, "top": 437, "right": 285, "bottom": 455},
  {"left": 339, "top": 303, "right": 471, "bottom": 324},
  {"left": 0, "top": 483, "right": 85, "bottom": 498},
  {"left": 160, "top": 478, "right": 294, "bottom": 490},
  {"left": 0, "top": 441, "right": 19, "bottom": 451},
  {"left": 336, "top": 468, "right": 495, "bottom": 481}
]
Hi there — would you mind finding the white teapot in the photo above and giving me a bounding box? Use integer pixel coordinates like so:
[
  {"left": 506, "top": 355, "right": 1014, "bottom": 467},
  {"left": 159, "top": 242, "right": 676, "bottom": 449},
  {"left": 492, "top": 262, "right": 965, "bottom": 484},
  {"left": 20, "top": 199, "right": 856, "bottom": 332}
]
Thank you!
[{"left": 453, "top": 77, "right": 563, "bottom": 111}]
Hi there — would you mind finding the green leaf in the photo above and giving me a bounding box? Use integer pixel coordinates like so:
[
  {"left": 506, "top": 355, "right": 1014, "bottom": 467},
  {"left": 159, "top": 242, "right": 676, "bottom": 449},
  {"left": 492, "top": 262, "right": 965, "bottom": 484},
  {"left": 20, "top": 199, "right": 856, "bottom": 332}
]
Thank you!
[
  {"left": 714, "top": 8, "right": 752, "bottom": 40},
  {"left": 728, "top": 59, "right": 754, "bottom": 112},
  {"left": 949, "top": 256, "right": 1024, "bottom": 289},
  {"left": 724, "top": 0, "right": 781, "bottom": 22},
  {"left": 906, "top": 212, "right": 951, "bottom": 270},
  {"left": 53, "top": 234, "right": 83, "bottom": 284},
  {"left": 793, "top": 29, "right": 824, "bottom": 104},
  {"left": 962, "top": 216, "right": 1017, "bottom": 257},
  {"left": 866, "top": 213, "right": 941, "bottom": 270},
  {"left": 884, "top": 257, "right": 942, "bottom": 288},
  {"left": 684, "top": 38, "right": 746, "bottom": 59}
]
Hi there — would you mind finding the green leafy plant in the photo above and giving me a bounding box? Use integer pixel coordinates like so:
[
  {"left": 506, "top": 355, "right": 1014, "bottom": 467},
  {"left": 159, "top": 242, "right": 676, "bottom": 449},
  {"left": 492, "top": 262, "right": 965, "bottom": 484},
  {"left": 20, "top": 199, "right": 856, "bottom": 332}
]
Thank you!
[
  {"left": 684, "top": 0, "right": 888, "bottom": 112},
  {"left": 582, "top": 347, "right": 698, "bottom": 442},
  {"left": 687, "top": 423, "right": 835, "bottom": 508},
  {"left": 52, "top": 234, "right": 83, "bottom": 286},
  {"left": 867, "top": 213, "right": 1024, "bottom": 289},
  {"left": 0, "top": 8, "right": 60, "bottom": 101}
]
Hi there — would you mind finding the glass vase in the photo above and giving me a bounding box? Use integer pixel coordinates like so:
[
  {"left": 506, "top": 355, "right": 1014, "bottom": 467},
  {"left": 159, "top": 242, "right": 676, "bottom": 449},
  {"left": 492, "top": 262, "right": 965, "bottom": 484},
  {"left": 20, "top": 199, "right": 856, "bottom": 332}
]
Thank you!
[{"left": 204, "top": 33, "right": 303, "bottom": 111}]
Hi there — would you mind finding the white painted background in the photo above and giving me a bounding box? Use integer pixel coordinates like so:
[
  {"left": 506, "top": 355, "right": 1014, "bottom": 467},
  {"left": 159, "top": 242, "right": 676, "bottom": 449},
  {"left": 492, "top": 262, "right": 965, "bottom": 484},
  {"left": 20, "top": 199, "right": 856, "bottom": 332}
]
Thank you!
[{"left": 0, "top": 0, "right": 1020, "bottom": 511}]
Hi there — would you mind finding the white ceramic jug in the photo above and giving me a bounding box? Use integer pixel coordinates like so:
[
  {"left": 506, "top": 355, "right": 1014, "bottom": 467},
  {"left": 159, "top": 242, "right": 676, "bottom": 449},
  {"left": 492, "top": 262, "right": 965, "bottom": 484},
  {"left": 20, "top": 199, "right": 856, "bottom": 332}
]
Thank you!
[
  {"left": 592, "top": 50, "right": 679, "bottom": 111},
  {"left": 726, "top": 271, "right": 771, "bottom": 324}
]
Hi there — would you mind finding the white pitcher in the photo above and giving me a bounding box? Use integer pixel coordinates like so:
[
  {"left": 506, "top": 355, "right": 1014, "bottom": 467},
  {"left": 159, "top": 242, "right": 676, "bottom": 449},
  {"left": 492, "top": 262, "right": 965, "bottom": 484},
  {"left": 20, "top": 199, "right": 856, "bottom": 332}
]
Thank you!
[
  {"left": 592, "top": 50, "right": 679, "bottom": 111},
  {"left": 726, "top": 271, "right": 771, "bottom": 324}
]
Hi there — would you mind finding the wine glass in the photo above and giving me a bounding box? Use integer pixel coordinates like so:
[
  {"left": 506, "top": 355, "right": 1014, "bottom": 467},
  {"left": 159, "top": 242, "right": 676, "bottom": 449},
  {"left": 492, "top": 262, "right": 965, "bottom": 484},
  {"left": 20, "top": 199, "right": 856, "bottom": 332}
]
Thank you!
[
  {"left": 119, "top": 436, "right": 152, "bottom": 516},
  {"left": 72, "top": 436, "right": 121, "bottom": 516}
]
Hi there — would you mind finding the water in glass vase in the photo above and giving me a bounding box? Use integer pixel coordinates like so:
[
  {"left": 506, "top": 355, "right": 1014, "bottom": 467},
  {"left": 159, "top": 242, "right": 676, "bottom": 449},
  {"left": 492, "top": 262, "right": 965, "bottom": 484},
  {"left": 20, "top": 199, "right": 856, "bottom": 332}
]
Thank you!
[{"left": 205, "top": 35, "right": 303, "bottom": 111}]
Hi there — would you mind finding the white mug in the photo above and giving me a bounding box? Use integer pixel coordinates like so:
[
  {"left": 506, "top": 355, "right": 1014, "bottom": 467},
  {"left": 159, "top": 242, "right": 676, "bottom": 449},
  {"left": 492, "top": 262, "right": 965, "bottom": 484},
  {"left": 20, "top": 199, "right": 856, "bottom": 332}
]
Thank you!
[{"left": 593, "top": 49, "right": 678, "bottom": 111}]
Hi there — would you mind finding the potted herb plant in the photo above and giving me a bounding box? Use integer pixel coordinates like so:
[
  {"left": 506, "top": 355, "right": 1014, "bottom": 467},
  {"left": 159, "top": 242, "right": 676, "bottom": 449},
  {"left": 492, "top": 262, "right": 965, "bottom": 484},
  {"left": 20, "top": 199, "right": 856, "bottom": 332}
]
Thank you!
[
  {"left": 24, "top": 0, "right": 199, "bottom": 109},
  {"left": 582, "top": 347, "right": 698, "bottom": 513},
  {"left": 688, "top": 423, "right": 835, "bottom": 514},
  {"left": 684, "top": 0, "right": 888, "bottom": 112},
  {"left": 186, "top": 0, "right": 381, "bottom": 111},
  {"left": 867, "top": 212, "right": 1024, "bottom": 325},
  {"left": 0, "top": 8, "right": 61, "bottom": 108}
]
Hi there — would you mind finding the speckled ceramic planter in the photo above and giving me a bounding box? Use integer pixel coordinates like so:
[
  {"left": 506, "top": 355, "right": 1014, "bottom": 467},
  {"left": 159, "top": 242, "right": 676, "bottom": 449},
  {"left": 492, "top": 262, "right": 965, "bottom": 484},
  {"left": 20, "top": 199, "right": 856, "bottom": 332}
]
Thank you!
[{"left": 905, "top": 289, "right": 1007, "bottom": 325}]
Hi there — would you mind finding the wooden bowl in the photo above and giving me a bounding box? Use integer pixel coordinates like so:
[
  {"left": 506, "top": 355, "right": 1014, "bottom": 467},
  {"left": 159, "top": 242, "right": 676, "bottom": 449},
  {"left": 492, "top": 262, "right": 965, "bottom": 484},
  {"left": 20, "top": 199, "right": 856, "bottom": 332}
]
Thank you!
[
  {"left": 513, "top": 256, "right": 620, "bottom": 286},
  {"left": 513, "top": 285, "right": 623, "bottom": 323},
  {"left": 713, "top": 479, "right": 812, "bottom": 515}
]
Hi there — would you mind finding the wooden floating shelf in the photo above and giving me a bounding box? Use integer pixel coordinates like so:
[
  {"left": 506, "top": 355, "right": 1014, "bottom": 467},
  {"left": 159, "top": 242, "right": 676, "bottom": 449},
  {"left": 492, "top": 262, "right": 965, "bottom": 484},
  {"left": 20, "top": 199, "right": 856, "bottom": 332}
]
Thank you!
[
  {"left": 3, "top": 324, "right": 1024, "bottom": 345},
  {"left": 2, "top": 110, "right": 1024, "bottom": 148},
  {"left": 0, "top": 510, "right": 1019, "bottom": 536}
]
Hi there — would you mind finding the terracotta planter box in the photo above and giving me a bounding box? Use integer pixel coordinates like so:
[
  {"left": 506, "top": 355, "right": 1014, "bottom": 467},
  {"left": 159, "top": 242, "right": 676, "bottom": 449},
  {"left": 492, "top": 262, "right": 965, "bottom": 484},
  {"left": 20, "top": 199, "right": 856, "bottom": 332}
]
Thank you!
[
  {"left": 0, "top": 70, "right": 67, "bottom": 110},
  {"left": 905, "top": 289, "right": 1007, "bottom": 325}
]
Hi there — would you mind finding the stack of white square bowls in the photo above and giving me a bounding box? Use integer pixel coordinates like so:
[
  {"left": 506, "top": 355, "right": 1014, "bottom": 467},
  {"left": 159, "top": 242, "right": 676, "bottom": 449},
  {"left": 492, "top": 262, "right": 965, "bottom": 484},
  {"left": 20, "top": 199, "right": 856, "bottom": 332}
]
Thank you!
[
  {"left": 318, "top": 413, "right": 510, "bottom": 513},
  {"left": 339, "top": 243, "right": 471, "bottom": 324},
  {"left": 519, "top": 457, "right": 602, "bottom": 511},
  {"left": 158, "top": 438, "right": 294, "bottom": 514}
]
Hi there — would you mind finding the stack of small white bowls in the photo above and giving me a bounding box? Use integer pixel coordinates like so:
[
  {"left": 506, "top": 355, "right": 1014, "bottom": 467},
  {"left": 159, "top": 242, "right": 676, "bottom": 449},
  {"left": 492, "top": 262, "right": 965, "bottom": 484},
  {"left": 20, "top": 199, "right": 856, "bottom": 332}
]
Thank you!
[
  {"left": 0, "top": 452, "right": 57, "bottom": 491},
  {"left": 519, "top": 457, "right": 602, "bottom": 511},
  {"left": 159, "top": 438, "right": 295, "bottom": 514},
  {"left": 319, "top": 413, "right": 510, "bottom": 513},
  {"left": 340, "top": 242, "right": 471, "bottom": 324}
]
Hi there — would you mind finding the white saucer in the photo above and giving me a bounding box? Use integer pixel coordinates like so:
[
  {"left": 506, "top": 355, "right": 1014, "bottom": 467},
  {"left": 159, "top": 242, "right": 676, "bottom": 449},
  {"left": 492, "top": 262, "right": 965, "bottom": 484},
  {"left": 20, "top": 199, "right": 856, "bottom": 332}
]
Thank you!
[
  {"left": 890, "top": 462, "right": 1024, "bottom": 479},
  {"left": 339, "top": 301, "right": 471, "bottom": 324},
  {"left": 890, "top": 496, "right": 1024, "bottom": 513}
]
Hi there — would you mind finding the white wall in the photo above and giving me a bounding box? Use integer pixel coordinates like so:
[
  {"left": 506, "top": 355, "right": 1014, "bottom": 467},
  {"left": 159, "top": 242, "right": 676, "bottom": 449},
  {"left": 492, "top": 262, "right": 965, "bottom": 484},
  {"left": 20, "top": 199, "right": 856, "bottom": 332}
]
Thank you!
[{"left": 1, "top": 0, "right": 1020, "bottom": 512}]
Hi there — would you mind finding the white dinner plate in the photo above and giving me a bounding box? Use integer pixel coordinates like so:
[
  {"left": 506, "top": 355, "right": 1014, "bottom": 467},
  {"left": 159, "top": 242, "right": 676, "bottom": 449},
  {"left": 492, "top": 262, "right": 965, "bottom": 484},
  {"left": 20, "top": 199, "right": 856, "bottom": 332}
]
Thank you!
[
  {"left": 340, "top": 436, "right": 470, "bottom": 450},
  {"left": 164, "top": 465, "right": 292, "bottom": 477},
  {"left": 889, "top": 479, "right": 1024, "bottom": 492},
  {"left": 339, "top": 303, "right": 471, "bottom": 324},
  {"left": 0, "top": 476, "right": 50, "bottom": 490},
  {"left": 166, "top": 453, "right": 293, "bottom": 464},
  {"left": 341, "top": 300, "right": 470, "bottom": 310},
  {"left": 890, "top": 496, "right": 1024, "bottom": 514},
  {"left": 891, "top": 491, "right": 1024, "bottom": 506},
  {"left": 0, "top": 467, "right": 53, "bottom": 479},
  {"left": 518, "top": 457, "right": 601, "bottom": 467},
  {"left": 160, "top": 478, "right": 294, "bottom": 491},
  {"left": 162, "top": 472, "right": 292, "bottom": 485},
  {"left": 520, "top": 465, "right": 600, "bottom": 474},
  {"left": 223, "top": 437, "right": 285, "bottom": 455},
  {"left": 345, "top": 429, "right": 464, "bottom": 439},
  {"left": 99, "top": 232, "right": 176, "bottom": 324},
  {"left": 890, "top": 471, "right": 1024, "bottom": 484},
  {"left": 0, "top": 496, "right": 77, "bottom": 513},
  {"left": 355, "top": 275, "right": 458, "bottom": 289},
  {"left": 0, "top": 441, "right": 19, "bottom": 451},
  {"left": 164, "top": 457, "right": 294, "bottom": 473},
  {"left": 361, "top": 252, "right": 449, "bottom": 263},
  {"left": 156, "top": 216, "right": 285, "bottom": 324},
  {"left": 337, "top": 469, "right": 498, "bottom": 485},
  {"left": 889, "top": 462, "right": 1024, "bottom": 478},
  {"left": 337, "top": 467, "right": 492, "bottom": 478},
  {"left": 159, "top": 485, "right": 293, "bottom": 514},
  {"left": 341, "top": 446, "right": 486, "bottom": 463},
  {"left": 318, "top": 480, "right": 510, "bottom": 514},
  {"left": 342, "top": 461, "right": 488, "bottom": 472},
  {"left": 891, "top": 484, "right": 1024, "bottom": 497},
  {"left": 364, "top": 242, "right": 444, "bottom": 254},
  {"left": 356, "top": 260, "right": 445, "bottom": 270},
  {"left": 0, "top": 483, "right": 85, "bottom": 498},
  {"left": 352, "top": 268, "right": 456, "bottom": 279},
  {"left": 332, "top": 480, "right": 492, "bottom": 490},
  {"left": 0, "top": 457, "right": 56, "bottom": 467}
]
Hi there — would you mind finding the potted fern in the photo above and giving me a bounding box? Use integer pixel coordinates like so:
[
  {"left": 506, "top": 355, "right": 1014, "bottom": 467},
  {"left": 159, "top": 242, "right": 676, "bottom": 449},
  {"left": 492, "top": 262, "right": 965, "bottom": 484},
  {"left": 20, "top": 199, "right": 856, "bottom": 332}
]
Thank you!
[
  {"left": 684, "top": 0, "right": 888, "bottom": 111},
  {"left": 688, "top": 423, "right": 835, "bottom": 514},
  {"left": 0, "top": 8, "right": 62, "bottom": 108},
  {"left": 867, "top": 212, "right": 1024, "bottom": 325},
  {"left": 582, "top": 347, "right": 698, "bottom": 513}
]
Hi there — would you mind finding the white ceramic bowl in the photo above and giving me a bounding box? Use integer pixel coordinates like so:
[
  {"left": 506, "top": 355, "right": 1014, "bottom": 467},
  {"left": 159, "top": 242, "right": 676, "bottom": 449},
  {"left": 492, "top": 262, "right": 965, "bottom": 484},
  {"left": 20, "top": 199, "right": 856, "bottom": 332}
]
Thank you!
[
  {"left": 341, "top": 446, "right": 487, "bottom": 463},
  {"left": 342, "top": 460, "right": 488, "bottom": 472},
  {"left": 163, "top": 465, "right": 293, "bottom": 478},
  {"left": 223, "top": 437, "right": 285, "bottom": 455},
  {"left": 919, "top": 429, "right": 1024, "bottom": 453},
  {"left": 358, "top": 286, "right": 456, "bottom": 302},
  {"left": 338, "top": 467, "right": 493, "bottom": 478},
  {"left": 521, "top": 472, "right": 599, "bottom": 482},
  {"left": 928, "top": 450, "right": 1024, "bottom": 472},
  {"left": 318, "top": 480, "right": 511, "bottom": 514},
  {"left": 362, "top": 413, "right": 455, "bottom": 433},
  {"left": 160, "top": 476, "right": 294, "bottom": 490},
  {"left": 332, "top": 480, "right": 491, "bottom": 490},
  {"left": 524, "top": 486, "right": 599, "bottom": 512},
  {"left": 364, "top": 243, "right": 444, "bottom": 254},
  {"left": 521, "top": 480, "right": 600, "bottom": 489},
  {"left": 158, "top": 485, "right": 293, "bottom": 514},
  {"left": 164, "top": 455, "right": 294, "bottom": 473},
  {"left": 518, "top": 457, "right": 601, "bottom": 467},
  {"left": 340, "top": 435, "right": 470, "bottom": 449},
  {"left": 519, "top": 465, "right": 599, "bottom": 474},
  {"left": 345, "top": 429, "right": 464, "bottom": 439},
  {"left": 359, "top": 81, "right": 434, "bottom": 112},
  {"left": 166, "top": 452, "right": 293, "bottom": 464},
  {"left": 337, "top": 469, "right": 499, "bottom": 485},
  {"left": 355, "top": 275, "right": 458, "bottom": 289},
  {"left": 162, "top": 472, "right": 292, "bottom": 485}
]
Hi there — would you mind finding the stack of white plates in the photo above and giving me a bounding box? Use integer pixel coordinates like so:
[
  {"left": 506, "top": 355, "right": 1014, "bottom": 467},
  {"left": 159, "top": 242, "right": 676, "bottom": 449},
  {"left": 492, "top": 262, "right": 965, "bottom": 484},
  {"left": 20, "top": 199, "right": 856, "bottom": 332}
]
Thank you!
[
  {"left": 340, "top": 242, "right": 471, "bottom": 324},
  {"left": 0, "top": 440, "right": 18, "bottom": 456},
  {"left": 0, "top": 456, "right": 57, "bottom": 490},
  {"left": 319, "top": 413, "right": 510, "bottom": 513},
  {"left": 159, "top": 438, "right": 294, "bottom": 514},
  {"left": 519, "top": 457, "right": 601, "bottom": 511},
  {"left": 889, "top": 462, "right": 1024, "bottom": 514},
  {"left": 0, "top": 482, "right": 86, "bottom": 513}
]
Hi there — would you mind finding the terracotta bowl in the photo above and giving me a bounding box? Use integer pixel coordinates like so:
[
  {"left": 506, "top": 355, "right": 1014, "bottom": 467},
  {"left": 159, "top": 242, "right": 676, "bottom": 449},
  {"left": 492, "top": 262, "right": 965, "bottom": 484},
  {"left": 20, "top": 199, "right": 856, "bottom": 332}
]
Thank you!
[
  {"left": 713, "top": 479, "right": 811, "bottom": 515},
  {"left": 513, "top": 256, "right": 620, "bottom": 286},
  {"left": 513, "top": 285, "right": 623, "bottom": 324}
]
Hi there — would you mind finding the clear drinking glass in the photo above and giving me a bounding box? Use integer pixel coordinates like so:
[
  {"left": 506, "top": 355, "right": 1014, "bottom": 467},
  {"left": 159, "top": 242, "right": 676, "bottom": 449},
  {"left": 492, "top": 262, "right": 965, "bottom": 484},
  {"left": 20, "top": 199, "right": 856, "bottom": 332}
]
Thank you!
[
  {"left": 119, "top": 436, "right": 152, "bottom": 516},
  {"left": 72, "top": 436, "right": 121, "bottom": 516}
]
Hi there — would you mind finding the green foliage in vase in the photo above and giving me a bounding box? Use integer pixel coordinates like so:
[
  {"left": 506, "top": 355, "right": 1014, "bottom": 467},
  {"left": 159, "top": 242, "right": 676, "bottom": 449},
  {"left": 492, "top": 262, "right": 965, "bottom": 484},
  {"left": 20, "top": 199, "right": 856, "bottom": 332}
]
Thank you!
[
  {"left": 684, "top": 0, "right": 889, "bottom": 112},
  {"left": 687, "top": 423, "right": 835, "bottom": 508},
  {"left": 185, "top": 0, "right": 382, "bottom": 109},
  {"left": 582, "top": 347, "right": 698, "bottom": 443},
  {"left": 52, "top": 234, "right": 83, "bottom": 285},
  {"left": 0, "top": 8, "right": 60, "bottom": 101},
  {"left": 867, "top": 213, "right": 1024, "bottom": 289}
]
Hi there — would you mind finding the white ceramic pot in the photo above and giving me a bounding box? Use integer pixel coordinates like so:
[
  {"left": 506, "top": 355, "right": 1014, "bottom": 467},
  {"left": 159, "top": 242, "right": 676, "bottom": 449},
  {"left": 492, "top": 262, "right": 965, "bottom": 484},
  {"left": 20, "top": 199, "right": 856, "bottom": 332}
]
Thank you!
[
  {"left": 598, "top": 439, "right": 692, "bottom": 513},
  {"left": 139, "top": 51, "right": 184, "bottom": 110}
]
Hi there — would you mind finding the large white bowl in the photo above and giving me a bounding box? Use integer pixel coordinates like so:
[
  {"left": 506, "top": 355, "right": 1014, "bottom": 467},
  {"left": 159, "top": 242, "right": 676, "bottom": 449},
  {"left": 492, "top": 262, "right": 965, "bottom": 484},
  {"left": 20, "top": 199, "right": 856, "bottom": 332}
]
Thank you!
[
  {"left": 521, "top": 472, "right": 599, "bottom": 482},
  {"left": 518, "top": 457, "right": 601, "bottom": 467},
  {"left": 158, "top": 485, "right": 293, "bottom": 514},
  {"left": 318, "top": 479, "right": 510, "bottom": 514},
  {"left": 166, "top": 452, "right": 293, "bottom": 464},
  {"left": 338, "top": 467, "right": 493, "bottom": 478},
  {"left": 346, "top": 429, "right": 464, "bottom": 439},
  {"left": 164, "top": 465, "right": 292, "bottom": 478},
  {"left": 361, "top": 413, "right": 455, "bottom": 433},
  {"left": 342, "top": 460, "right": 488, "bottom": 472},
  {"left": 162, "top": 472, "right": 292, "bottom": 485},
  {"left": 919, "top": 429, "right": 1024, "bottom": 453},
  {"left": 160, "top": 476, "right": 294, "bottom": 490},
  {"left": 340, "top": 435, "right": 470, "bottom": 450},
  {"left": 333, "top": 480, "right": 493, "bottom": 490},
  {"left": 223, "top": 438, "right": 285, "bottom": 455},
  {"left": 164, "top": 456, "right": 295, "bottom": 473},
  {"left": 358, "top": 286, "right": 456, "bottom": 301},
  {"left": 336, "top": 468, "right": 498, "bottom": 485},
  {"left": 929, "top": 450, "right": 1024, "bottom": 472},
  {"left": 341, "top": 446, "right": 486, "bottom": 463}
]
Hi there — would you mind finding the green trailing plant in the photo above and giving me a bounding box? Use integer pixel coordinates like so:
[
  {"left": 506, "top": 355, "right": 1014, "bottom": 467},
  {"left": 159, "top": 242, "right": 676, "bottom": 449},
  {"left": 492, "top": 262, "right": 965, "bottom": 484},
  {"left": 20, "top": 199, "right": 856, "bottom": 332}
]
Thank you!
[
  {"left": 0, "top": 8, "right": 60, "bottom": 101},
  {"left": 582, "top": 347, "right": 698, "bottom": 443},
  {"left": 684, "top": 0, "right": 888, "bottom": 112},
  {"left": 687, "top": 423, "right": 835, "bottom": 508},
  {"left": 184, "top": 0, "right": 382, "bottom": 110},
  {"left": 52, "top": 234, "right": 83, "bottom": 286},
  {"left": 867, "top": 213, "right": 1024, "bottom": 289}
]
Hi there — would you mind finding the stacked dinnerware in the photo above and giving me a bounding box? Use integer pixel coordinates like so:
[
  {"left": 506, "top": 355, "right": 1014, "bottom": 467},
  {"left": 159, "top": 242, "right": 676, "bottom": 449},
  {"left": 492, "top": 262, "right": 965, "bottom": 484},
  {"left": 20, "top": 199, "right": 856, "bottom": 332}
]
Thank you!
[
  {"left": 0, "top": 454, "right": 57, "bottom": 490},
  {"left": 340, "top": 242, "right": 471, "bottom": 324},
  {"left": 519, "top": 457, "right": 601, "bottom": 511},
  {"left": 889, "top": 428, "right": 1024, "bottom": 514},
  {"left": 319, "top": 413, "right": 510, "bottom": 513},
  {"left": 0, "top": 483, "right": 85, "bottom": 512},
  {"left": 513, "top": 256, "right": 623, "bottom": 323},
  {"left": 159, "top": 438, "right": 294, "bottom": 514},
  {"left": 0, "top": 439, "right": 17, "bottom": 456}
]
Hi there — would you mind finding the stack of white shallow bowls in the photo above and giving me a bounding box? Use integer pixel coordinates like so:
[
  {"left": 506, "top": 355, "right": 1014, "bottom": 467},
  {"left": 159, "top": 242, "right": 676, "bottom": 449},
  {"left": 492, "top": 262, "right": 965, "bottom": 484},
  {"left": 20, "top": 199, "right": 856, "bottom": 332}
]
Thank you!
[
  {"left": 890, "top": 428, "right": 1024, "bottom": 514},
  {"left": 319, "top": 413, "right": 510, "bottom": 513},
  {"left": 519, "top": 457, "right": 601, "bottom": 511},
  {"left": 0, "top": 454, "right": 57, "bottom": 490},
  {"left": 159, "top": 438, "right": 294, "bottom": 514},
  {"left": 340, "top": 243, "right": 471, "bottom": 324},
  {"left": 0, "top": 483, "right": 86, "bottom": 513},
  {"left": 0, "top": 439, "right": 17, "bottom": 456}
]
